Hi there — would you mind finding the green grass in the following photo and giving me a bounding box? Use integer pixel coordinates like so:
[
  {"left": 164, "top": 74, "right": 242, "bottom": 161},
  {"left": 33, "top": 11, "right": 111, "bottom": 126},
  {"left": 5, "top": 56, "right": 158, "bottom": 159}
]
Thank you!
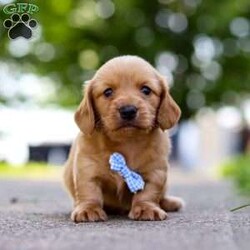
[
  {"left": 0, "top": 162, "right": 63, "bottom": 180},
  {"left": 221, "top": 154, "right": 250, "bottom": 195},
  {"left": 221, "top": 154, "right": 250, "bottom": 211},
  {"left": 221, "top": 153, "right": 250, "bottom": 211},
  {"left": 230, "top": 204, "right": 250, "bottom": 212}
]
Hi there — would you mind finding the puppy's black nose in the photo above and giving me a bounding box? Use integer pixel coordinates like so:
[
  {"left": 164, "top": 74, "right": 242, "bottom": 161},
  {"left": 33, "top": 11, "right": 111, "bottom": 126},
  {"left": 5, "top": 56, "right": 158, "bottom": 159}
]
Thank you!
[{"left": 119, "top": 105, "right": 138, "bottom": 121}]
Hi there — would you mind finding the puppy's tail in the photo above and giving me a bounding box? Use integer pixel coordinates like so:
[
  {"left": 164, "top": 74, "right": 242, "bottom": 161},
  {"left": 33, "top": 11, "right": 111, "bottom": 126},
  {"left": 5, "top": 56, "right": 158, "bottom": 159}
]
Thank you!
[{"left": 160, "top": 196, "right": 185, "bottom": 212}]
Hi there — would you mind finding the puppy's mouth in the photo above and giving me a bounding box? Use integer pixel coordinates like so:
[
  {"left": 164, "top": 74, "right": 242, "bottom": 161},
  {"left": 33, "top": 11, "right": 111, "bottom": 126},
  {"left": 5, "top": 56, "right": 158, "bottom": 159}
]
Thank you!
[
  {"left": 119, "top": 124, "right": 138, "bottom": 129},
  {"left": 115, "top": 121, "right": 145, "bottom": 131}
]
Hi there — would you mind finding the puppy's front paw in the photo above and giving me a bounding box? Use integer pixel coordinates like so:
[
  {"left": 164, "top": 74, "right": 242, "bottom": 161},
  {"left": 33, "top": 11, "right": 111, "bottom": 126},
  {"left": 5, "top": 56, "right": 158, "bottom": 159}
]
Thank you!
[
  {"left": 71, "top": 204, "right": 108, "bottom": 223},
  {"left": 128, "top": 203, "right": 167, "bottom": 221},
  {"left": 160, "top": 196, "right": 185, "bottom": 212}
]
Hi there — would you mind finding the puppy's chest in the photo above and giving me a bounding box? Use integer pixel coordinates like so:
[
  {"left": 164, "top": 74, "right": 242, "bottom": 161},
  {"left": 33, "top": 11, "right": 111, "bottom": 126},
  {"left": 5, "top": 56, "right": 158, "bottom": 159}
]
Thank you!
[{"left": 112, "top": 150, "right": 146, "bottom": 171}]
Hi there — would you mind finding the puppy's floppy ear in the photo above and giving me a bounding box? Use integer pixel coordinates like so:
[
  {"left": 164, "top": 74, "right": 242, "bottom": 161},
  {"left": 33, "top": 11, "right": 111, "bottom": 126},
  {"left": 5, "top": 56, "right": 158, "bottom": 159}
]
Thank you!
[
  {"left": 157, "top": 75, "right": 181, "bottom": 130},
  {"left": 74, "top": 81, "right": 95, "bottom": 135}
]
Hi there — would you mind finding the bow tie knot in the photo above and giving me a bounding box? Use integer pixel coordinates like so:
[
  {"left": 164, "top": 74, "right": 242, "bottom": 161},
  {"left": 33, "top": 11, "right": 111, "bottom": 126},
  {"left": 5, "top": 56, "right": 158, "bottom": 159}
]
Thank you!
[{"left": 109, "top": 153, "right": 145, "bottom": 193}]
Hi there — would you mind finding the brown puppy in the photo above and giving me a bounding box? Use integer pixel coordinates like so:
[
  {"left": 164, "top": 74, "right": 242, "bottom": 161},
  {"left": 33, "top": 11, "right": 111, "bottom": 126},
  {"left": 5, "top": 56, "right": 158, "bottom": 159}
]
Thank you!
[{"left": 64, "top": 56, "right": 184, "bottom": 222}]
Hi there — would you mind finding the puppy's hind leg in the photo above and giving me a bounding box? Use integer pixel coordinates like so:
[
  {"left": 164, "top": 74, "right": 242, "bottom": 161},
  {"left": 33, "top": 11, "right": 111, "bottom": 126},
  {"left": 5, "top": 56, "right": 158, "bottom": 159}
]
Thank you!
[{"left": 160, "top": 196, "right": 185, "bottom": 212}]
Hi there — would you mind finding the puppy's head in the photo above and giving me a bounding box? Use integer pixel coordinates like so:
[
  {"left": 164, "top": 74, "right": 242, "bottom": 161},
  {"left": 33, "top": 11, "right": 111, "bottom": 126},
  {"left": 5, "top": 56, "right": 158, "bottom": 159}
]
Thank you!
[{"left": 75, "top": 56, "right": 181, "bottom": 137}]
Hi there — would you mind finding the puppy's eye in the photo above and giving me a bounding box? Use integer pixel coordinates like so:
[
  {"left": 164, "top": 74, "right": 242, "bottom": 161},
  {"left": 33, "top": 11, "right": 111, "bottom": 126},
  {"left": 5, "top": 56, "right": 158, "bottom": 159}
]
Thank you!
[
  {"left": 141, "top": 86, "right": 152, "bottom": 96},
  {"left": 103, "top": 88, "right": 113, "bottom": 98}
]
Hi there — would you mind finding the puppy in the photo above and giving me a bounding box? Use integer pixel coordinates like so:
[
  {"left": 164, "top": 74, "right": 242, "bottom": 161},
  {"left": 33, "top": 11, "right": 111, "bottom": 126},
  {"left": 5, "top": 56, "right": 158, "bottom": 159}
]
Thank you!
[{"left": 64, "top": 55, "right": 184, "bottom": 222}]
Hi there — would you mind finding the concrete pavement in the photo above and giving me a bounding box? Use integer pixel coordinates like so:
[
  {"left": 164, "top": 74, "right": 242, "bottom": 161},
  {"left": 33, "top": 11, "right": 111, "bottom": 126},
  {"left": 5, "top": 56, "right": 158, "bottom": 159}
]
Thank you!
[{"left": 0, "top": 179, "right": 249, "bottom": 250}]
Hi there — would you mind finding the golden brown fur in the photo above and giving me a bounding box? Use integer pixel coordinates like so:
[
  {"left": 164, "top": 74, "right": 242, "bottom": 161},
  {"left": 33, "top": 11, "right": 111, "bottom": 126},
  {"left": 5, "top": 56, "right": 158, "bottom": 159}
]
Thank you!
[{"left": 64, "top": 56, "right": 184, "bottom": 222}]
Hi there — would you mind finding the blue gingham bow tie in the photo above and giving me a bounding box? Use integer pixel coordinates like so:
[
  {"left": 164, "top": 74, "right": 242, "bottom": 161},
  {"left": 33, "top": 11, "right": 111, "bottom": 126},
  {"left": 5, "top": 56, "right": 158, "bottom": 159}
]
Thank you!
[{"left": 109, "top": 153, "right": 145, "bottom": 193}]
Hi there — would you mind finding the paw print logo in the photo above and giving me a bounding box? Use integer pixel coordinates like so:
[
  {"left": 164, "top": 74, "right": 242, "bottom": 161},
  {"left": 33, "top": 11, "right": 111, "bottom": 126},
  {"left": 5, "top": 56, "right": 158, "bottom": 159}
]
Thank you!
[{"left": 3, "top": 13, "right": 37, "bottom": 40}]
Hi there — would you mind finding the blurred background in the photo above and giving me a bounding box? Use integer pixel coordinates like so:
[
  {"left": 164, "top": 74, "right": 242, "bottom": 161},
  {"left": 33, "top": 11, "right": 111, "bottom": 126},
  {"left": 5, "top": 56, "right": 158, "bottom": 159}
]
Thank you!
[{"left": 0, "top": 0, "right": 249, "bottom": 193}]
